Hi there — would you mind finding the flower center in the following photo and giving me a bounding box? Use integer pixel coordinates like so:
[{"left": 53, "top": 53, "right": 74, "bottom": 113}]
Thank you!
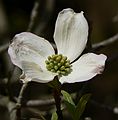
[{"left": 45, "top": 54, "right": 72, "bottom": 76}]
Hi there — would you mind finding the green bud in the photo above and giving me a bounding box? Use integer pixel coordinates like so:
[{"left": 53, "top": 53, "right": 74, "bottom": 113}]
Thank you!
[
  {"left": 45, "top": 60, "right": 49, "bottom": 64},
  {"left": 51, "top": 69, "right": 56, "bottom": 73},
  {"left": 57, "top": 63, "right": 61, "bottom": 67},
  {"left": 46, "top": 65, "right": 51, "bottom": 70},
  {"left": 49, "top": 59, "right": 53, "bottom": 62},
  {"left": 45, "top": 54, "right": 72, "bottom": 76},
  {"left": 56, "top": 56, "right": 62, "bottom": 62},
  {"left": 67, "top": 60, "right": 70, "bottom": 63},
  {"left": 57, "top": 70, "right": 61, "bottom": 74},
  {"left": 63, "top": 56, "right": 67, "bottom": 60},
  {"left": 60, "top": 59, "right": 65, "bottom": 65},
  {"left": 54, "top": 61, "right": 58, "bottom": 64},
  {"left": 65, "top": 62, "right": 70, "bottom": 67},
  {"left": 61, "top": 71, "right": 66, "bottom": 75},
  {"left": 65, "top": 68, "right": 70, "bottom": 72},
  {"left": 60, "top": 66, "right": 65, "bottom": 70},
  {"left": 49, "top": 63, "right": 54, "bottom": 68},
  {"left": 54, "top": 66, "right": 58, "bottom": 70},
  {"left": 58, "top": 54, "right": 62, "bottom": 57},
  {"left": 52, "top": 54, "right": 57, "bottom": 60},
  {"left": 48, "top": 56, "right": 51, "bottom": 60}
]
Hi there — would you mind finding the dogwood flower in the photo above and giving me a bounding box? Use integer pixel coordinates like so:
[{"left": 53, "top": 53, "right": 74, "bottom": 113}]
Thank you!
[{"left": 8, "top": 8, "right": 107, "bottom": 84}]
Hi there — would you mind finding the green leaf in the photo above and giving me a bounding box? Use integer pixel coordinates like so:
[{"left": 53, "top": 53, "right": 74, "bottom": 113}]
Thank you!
[
  {"left": 61, "top": 90, "right": 75, "bottom": 106},
  {"left": 61, "top": 90, "right": 76, "bottom": 118},
  {"left": 51, "top": 112, "right": 58, "bottom": 120},
  {"left": 64, "top": 101, "right": 76, "bottom": 119},
  {"left": 74, "top": 93, "right": 91, "bottom": 120}
]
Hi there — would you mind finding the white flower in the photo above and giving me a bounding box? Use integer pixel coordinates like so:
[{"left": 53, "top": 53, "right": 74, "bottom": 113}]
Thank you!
[{"left": 8, "top": 8, "right": 107, "bottom": 84}]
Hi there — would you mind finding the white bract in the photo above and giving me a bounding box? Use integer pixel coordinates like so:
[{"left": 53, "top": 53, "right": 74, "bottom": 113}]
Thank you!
[{"left": 8, "top": 8, "right": 107, "bottom": 84}]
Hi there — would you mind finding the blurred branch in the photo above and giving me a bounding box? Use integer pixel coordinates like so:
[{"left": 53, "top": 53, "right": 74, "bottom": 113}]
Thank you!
[
  {"left": 25, "top": 96, "right": 118, "bottom": 115},
  {"left": 16, "top": 82, "right": 28, "bottom": 120},
  {"left": 25, "top": 96, "right": 116, "bottom": 112},
  {"left": 26, "top": 98, "right": 55, "bottom": 107},
  {"left": 113, "top": 14, "right": 118, "bottom": 22},
  {"left": 0, "top": 43, "right": 9, "bottom": 53},
  {"left": 24, "top": 108, "right": 46, "bottom": 120},
  {"left": 8, "top": 102, "right": 17, "bottom": 120},
  {"left": 27, "top": 0, "right": 40, "bottom": 32},
  {"left": 34, "top": 0, "right": 54, "bottom": 35},
  {"left": 92, "top": 33, "right": 118, "bottom": 50},
  {"left": 0, "top": 1, "right": 8, "bottom": 34}
]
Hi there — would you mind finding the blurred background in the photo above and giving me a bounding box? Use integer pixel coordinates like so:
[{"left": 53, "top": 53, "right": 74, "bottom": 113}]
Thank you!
[{"left": 0, "top": 0, "right": 118, "bottom": 120}]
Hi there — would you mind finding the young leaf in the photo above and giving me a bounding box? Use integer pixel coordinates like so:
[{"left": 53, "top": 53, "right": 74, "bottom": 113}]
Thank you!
[
  {"left": 61, "top": 90, "right": 76, "bottom": 118},
  {"left": 61, "top": 90, "right": 75, "bottom": 106},
  {"left": 51, "top": 112, "right": 58, "bottom": 120},
  {"left": 64, "top": 101, "right": 76, "bottom": 119},
  {"left": 74, "top": 93, "right": 91, "bottom": 120}
]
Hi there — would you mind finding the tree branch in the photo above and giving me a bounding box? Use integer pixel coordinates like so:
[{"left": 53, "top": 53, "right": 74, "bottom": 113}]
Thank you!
[
  {"left": 27, "top": 0, "right": 40, "bottom": 32},
  {"left": 92, "top": 33, "right": 118, "bottom": 50},
  {"left": 0, "top": 43, "right": 9, "bottom": 53},
  {"left": 26, "top": 98, "right": 55, "bottom": 107},
  {"left": 25, "top": 97, "right": 118, "bottom": 114},
  {"left": 16, "top": 82, "right": 28, "bottom": 120}
]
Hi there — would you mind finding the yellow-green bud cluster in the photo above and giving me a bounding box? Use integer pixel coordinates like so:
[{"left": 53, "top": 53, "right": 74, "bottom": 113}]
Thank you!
[{"left": 45, "top": 54, "right": 72, "bottom": 76}]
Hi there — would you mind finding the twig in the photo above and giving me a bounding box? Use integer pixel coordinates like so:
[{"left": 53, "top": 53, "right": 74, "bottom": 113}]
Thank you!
[
  {"left": 27, "top": 1, "right": 40, "bottom": 32},
  {"left": 25, "top": 97, "right": 116, "bottom": 113},
  {"left": 92, "top": 33, "right": 118, "bottom": 50},
  {"left": 26, "top": 98, "right": 55, "bottom": 107},
  {"left": 0, "top": 43, "right": 9, "bottom": 53},
  {"left": 25, "top": 108, "right": 46, "bottom": 120},
  {"left": 34, "top": 0, "right": 54, "bottom": 35},
  {"left": 16, "top": 82, "right": 28, "bottom": 107},
  {"left": 16, "top": 82, "right": 28, "bottom": 120},
  {"left": 25, "top": 96, "right": 116, "bottom": 114}
]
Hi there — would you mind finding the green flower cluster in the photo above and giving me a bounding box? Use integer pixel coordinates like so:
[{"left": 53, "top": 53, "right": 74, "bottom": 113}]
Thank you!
[{"left": 45, "top": 54, "right": 72, "bottom": 76}]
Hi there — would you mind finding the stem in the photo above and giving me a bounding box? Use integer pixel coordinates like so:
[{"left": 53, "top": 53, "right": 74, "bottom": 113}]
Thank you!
[
  {"left": 50, "top": 76, "right": 63, "bottom": 120},
  {"left": 53, "top": 88, "right": 63, "bottom": 120},
  {"left": 16, "top": 82, "right": 28, "bottom": 120}
]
